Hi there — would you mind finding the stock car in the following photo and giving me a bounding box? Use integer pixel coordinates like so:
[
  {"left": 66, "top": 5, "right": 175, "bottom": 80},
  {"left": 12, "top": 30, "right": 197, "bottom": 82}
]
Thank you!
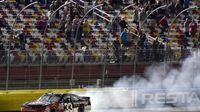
[{"left": 21, "top": 93, "right": 91, "bottom": 112}]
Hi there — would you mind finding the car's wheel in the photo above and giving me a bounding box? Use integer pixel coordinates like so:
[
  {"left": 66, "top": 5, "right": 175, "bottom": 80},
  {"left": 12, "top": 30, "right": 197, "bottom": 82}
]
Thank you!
[
  {"left": 78, "top": 104, "right": 85, "bottom": 112},
  {"left": 50, "top": 109, "right": 57, "bottom": 112}
]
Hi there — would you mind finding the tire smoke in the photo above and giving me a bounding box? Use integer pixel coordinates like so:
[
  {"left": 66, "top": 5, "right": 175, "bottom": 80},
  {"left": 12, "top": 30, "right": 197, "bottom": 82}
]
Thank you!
[{"left": 75, "top": 51, "right": 200, "bottom": 111}]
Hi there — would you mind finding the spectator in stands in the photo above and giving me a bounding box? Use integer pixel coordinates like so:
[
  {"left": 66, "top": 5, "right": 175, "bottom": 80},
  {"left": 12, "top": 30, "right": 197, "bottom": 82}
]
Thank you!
[
  {"left": 183, "top": 0, "right": 190, "bottom": 9},
  {"left": 113, "top": 37, "right": 121, "bottom": 62},
  {"left": 156, "top": 2, "right": 167, "bottom": 15},
  {"left": 36, "top": 16, "right": 47, "bottom": 33},
  {"left": 84, "top": 47, "right": 91, "bottom": 63},
  {"left": 132, "top": 10, "right": 138, "bottom": 24},
  {"left": 25, "top": 0, "right": 30, "bottom": 5},
  {"left": 72, "top": 15, "right": 80, "bottom": 39},
  {"left": 149, "top": 0, "right": 156, "bottom": 5},
  {"left": 102, "top": 2, "right": 113, "bottom": 11},
  {"left": 83, "top": 19, "right": 90, "bottom": 39},
  {"left": 189, "top": 19, "right": 197, "bottom": 38},
  {"left": 18, "top": 31, "right": 26, "bottom": 49},
  {"left": 110, "top": 0, "right": 122, "bottom": 9},
  {"left": 138, "top": 33, "right": 146, "bottom": 49},
  {"left": 46, "top": 5, "right": 55, "bottom": 27},
  {"left": 65, "top": 22, "right": 72, "bottom": 42},
  {"left": 137, "top": 33, "right": 146, "bottom": 61},
  {"left": 139, "top": 8, "right": 147, "bottom": 22},
  {"left": 113, "top": 37, "right": 121, "bottom": 50},
  {"left": 112, "top": 16, "right": 120, "bottom": 33},
  {"left": 86, "top": 0, "right": 92, "bottom": 5},
  {"left": 120, "top": 29, "right": 132, "bottom": 47},
  {"left": 50, "top": 1, "right": 56, "bottom": 10},
  {"left": 0, "top": 40, "right": 5, "bottom": 64},
  {"left": 56, "top": 0, "right": 63, "bottom": 7},
  {"left": 0, "top": 28, "right": 2, "bottom": 36},
  {"left": 119, "top": 17, "right": 128, "bottom": 32},
  {"left": 91, "top": 38, "right": 98, "bottom": 48},
  {"left": 193, "top": 39, "right": 200, "bottom": 48},
  {"left": 16, "top": 0, "right": 22, "bottom": 3},
  {"left": 54, "top": 1, "right": 62, "bottom": 18},
  {"left": 60, "top": 9, "right": 69, "bottom": 32},
  {"left": 60, "top": 40, "right": 67, "bottom": 49},
  {"left": 168, "top": 1, "right": 176, "bottom": 17},
  {"left": 197, "top": 38, "right": 200, "bottom": 48},
  {"left": 183, "top": 18, "right": 190, "bottom": 38},
  {"left": 0, "top": 39, "right": 4, "bottom": 51},
  {"left": 15, "top": 41, "right": 22, "bottom": 50},
  {"left": 175, "top": 0, "right": 183, "bottom": 14},
  {"left": 152, "top": 38, "right": 160, "bottom": 61},
  {"left": 71, "top": 7, "right": 80, "bottom": 20},
  {"left": 158, "top": 42, "right": 165, "bottom": 61},
  {"left": 75, "top": 50, "right": 84, "bottom": 63},
  {"left": 164, "top": 0, "right": 171, "bottom": 5},
  {"left": 182, "top": 35, "right": 189, "bottom": 48},
  {"left": 77, "top": 22, "right": 83, "bottom": 42},
  {"left": 39, "top": 0, "right": 48, "bottom": 7},
  {"left": 143, "top": 39, "right": 151, "bottom": 61},
  {"left": 159, "top": 16, "right": 168, "bottom": 35},
  {"left": 175, "top": 26, "right": 184, "bottom": 46},
  {"left": 0, "top": 17, "right": 7, "bottom": 27}
]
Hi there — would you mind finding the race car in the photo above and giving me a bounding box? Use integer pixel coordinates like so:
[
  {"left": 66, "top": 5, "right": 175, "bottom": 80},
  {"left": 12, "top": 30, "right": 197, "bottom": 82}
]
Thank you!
[{"left": 21, "top": 93, "right": 91, "bottom": 112}]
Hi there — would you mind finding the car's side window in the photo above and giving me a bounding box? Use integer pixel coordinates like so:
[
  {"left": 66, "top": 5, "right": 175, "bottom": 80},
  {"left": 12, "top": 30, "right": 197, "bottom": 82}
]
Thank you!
[
  {"left": 71, "top": 95, "right": 79, "bottom": 102},
  {"left": 62, "top": 95, "right": 71, "bottom": 103}
]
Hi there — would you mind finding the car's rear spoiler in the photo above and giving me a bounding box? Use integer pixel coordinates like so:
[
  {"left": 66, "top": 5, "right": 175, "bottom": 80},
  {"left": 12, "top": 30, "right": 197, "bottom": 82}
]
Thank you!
[
  {"left": 82, "top": 97, "right": 90, "bottom": 101},
  {"left": 82, "top": 96, "right": 91, "bottom": 105}
]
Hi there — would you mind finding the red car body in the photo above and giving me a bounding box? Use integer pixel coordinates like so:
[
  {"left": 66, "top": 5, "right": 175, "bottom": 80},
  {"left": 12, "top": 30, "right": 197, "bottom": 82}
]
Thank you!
[{"left": 21, "top": 93, "right": 91, "bottom": 112}]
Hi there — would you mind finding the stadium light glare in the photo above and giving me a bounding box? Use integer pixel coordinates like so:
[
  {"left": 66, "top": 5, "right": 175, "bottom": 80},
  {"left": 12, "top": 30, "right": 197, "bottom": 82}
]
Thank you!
[{"left": 6, "top": 1, "right": 39, "bottom": 90}]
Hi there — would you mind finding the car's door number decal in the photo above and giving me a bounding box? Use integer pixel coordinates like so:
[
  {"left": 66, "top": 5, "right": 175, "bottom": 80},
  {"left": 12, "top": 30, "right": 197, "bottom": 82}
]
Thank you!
[{"left": 64, "top": 103, "right": 73, "bottom": 112}]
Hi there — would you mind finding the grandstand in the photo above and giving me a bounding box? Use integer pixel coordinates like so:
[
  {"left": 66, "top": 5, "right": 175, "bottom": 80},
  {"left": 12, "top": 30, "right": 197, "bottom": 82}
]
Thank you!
[{"left": 0, "top": 0, "right": 199, "bottom": 89}]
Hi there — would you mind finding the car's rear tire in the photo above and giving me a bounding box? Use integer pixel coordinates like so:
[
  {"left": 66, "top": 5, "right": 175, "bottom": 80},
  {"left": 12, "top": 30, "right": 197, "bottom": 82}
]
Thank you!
[
  {"left": 78, "top": 104, "right": 85, "bottom": 112},
  {"left": 50, "top": 109, "right": 57, "bottom": 112}
]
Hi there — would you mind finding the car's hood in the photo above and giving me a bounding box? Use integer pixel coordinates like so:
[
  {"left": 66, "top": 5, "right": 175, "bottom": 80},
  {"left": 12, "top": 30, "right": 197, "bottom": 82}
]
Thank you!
[{"left": 23, "top": 101, "right": 50, "bottom": 107}]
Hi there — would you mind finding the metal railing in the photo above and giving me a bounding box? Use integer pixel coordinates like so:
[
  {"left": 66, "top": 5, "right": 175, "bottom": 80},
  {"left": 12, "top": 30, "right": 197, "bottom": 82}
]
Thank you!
[
  {"left": 0, "top": 48, "right": 193, "bottom": 65},
  {"left": 0, "top": 48, "right": 198, "bottom": 90}
]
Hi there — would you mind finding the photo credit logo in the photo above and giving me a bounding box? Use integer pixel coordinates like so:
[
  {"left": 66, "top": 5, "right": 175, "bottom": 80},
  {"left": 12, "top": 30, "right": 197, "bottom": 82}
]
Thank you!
[{"left": 135, "top": 89, "right": 200, "bottom": 108}]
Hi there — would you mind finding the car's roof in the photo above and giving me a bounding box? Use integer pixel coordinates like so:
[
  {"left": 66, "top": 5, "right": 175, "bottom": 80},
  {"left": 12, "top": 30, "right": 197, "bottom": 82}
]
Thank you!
[{"left": 44, "top": 93, "right": 77, "bottom": 96}]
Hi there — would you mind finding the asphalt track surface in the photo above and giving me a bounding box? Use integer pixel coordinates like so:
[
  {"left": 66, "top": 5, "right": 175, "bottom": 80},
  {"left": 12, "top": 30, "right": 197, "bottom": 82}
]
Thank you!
[
  {"left": 89, "top": 108, "right": 200, "bottom": 112},
  {"left": 7, "top": 108, "right": 200, "bottom": 112}
]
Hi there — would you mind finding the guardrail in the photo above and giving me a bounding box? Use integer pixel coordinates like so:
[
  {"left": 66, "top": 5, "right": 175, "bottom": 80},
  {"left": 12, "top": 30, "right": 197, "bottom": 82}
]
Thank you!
[
  {"left": 0, "top": 48, "right": 197, "bottom": 90},
  {"left": 0, "top": 48, "right": 194, "bottom": 65}
]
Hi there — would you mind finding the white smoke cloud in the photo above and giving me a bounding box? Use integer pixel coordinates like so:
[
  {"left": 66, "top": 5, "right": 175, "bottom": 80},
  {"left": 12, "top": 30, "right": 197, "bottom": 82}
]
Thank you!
[{"left": 74, "top": 51, "right": 200, "bottom": 111}]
